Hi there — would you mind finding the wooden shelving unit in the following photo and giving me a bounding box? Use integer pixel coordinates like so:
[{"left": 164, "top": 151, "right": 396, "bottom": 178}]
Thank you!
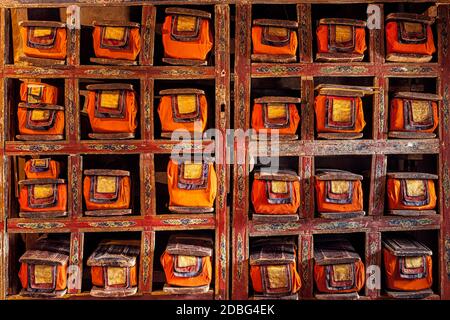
[
  {"left": 0, "top": 1, "right": 230, "bottom": 300},
  {"left": 1, "top": 0, "right": 450, "bottom": 301},
  {"left": 232, "top": 1, "right": 450, "bottom": 300}
]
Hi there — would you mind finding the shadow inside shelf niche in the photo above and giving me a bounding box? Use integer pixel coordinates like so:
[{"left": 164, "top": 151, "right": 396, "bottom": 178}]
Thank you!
[
  {"left": 8, "top": 154, "right": 69, "bottom": 219},
  {"left": 311, "top": 4, "right": 371, "bottom": 63},
  {"left": 250, "top": 77, "right": 302, "bottom": 140},
  {"left": 6, "top": 78, "right": 66, "bottom": 142},
  {"left": 78, "top": 78, "right": 141, "bottom": 141},
  {"left": 81, "top": 154, "right": 141, "bottom": 217},
  {"left": 81, "top": 231, "right": 141, "bottom": 294},
  {"left": 314, "top": 155, "right": 372, "bottom": 218},
  {"left": 7, "top": 232, "right": 70, "bottom": 297},
  {"left": 79, "top": 6, "right": 142, "bottom": 66},
  {"left": 313, "top": 76, "right": 375, "bottom": 140},
  {"left": 152, "top": 230, "right": 215, "bottom": 292},
  {"left": 383, "top": 2, "right": 439, "bottom": 63},
  {"left": 154, "top": 153, "right": 216, "bottom": 215},
  {"left": 248, "top": 156, "right": 300, "bottom": 221},
  {"left": 154, "top": 5, "right": 216, "bottom": 67},
  {"left": 313, "top": 232, "right": 366, "bottom": 298},
  {"left": 380, "top": 229, "right": 440, "bottom": 297},
  {"left": 153, "top": 79, "right": 216, "bottom": 140}
]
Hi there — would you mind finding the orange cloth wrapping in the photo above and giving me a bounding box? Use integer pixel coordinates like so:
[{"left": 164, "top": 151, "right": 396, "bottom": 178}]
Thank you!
[
  {"left": 251, "top": 103, "right": 300, "bottom": 135},
  {"left": 314, "top": 95, "right": 366, "bottom": 133},
  {"left": 92, "top": 26, "right": 141, "bottom": 61},
  {"left": 24, "top": 159, "right": 60, "bottom": 179},
  {"left": 18, "top": 184, "right": 67, "bottom": 212},
  {"left": 162, "top": 16, "right": 213, "bottom": 61},
  {"left": 250, "top": 262, "right": 301, "bottom": 294},
  {"left": 387, "top": 178, "right": 436, "bottom": 211},
  {"left": 389, "top": 98, "right": 438, "bottom": 133},
  {"left": 86, "top": 90, "right": 138, "bottom": 134},
  {"left": 383, "top": 249, "right": 432, "bottom": 291},
  {"left": 314, "top": 260, "right": 365, "bottom": 293},
  {"left": 17, "top": 107, "right": 65, "bottom": 136},
  {"left": 19, "top": 262, "right": 67, "bottom": 291},
  {"left": 315, "top": 180, "right": 363, "bottom": 213},
  {"left": 83, "top": 176, "right": 131, "bottom": 210},
  {"left": 316, "top": 25, "right": 366, "bottom": 54},
  {"left": 91, "top": 266, "right": 137, "bottom": 287},
  {"left": 20, "top": 26, "right": 67, "bottom": 60},
  {"left": 20, "top": 82, "right": 58, "bottom": 105},
  {"left": 167, "top": 160, "right": 217, "bottom": 208},
  {"left": 160, "top": 251, "right": 212, "bottom": 287},
  {"left": 252, "top": 26, "right": 298, "bottom": 56},
  {"left": 251, "top": 179, "right": 300, "bottom": 215},
  {"left": 386, "top": 22, "right": 436, "bottom": 56},
  {"left": 158, "top": 95, "right": 208, "bottom": 133}
]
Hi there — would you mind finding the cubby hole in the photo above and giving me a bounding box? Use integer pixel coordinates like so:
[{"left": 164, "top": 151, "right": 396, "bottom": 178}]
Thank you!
[
  {"left": 6, "top": 8, "right": 66, "bottom": 65},
  {"left": 249, "top": 156, "right": 300, "bottom": 220},
  {"left": 387, "top": 77, "right": 439, "bottom": 139},
  {"left": 313, "top": 76, "right": 375, "bottom": 140},
  {"left": 78, "top": 78, "right": 141, "bottom": 140},
  {"left": 82, "top": 231, "right": 141, "bottom": 293},
  {"left": 79, "top": 6, "right": 142, "bottom": 65},
  {"left": 314, "top": 155, "right": 372, "bottom": 217},
  {"left": 7, "top": 155, "right": 69, "bottom": 219},
  {"left": 154, "top": 153, "right": 215, "bottom": 215},
  {"left": 313, "top": 232, "right": 366, "bottom": 297},
  {"left": 247, "top": 235, "right": 299, "bottom": 298},
  {"left": 6, "top": 78, "right": 66, "bottom": 142},
  {"left": 81, "top": 154, "right": 141, "bottom": 216},
  {"left": 7, "top": 232, "right": 70, "bottom": 296},
  {"left": 250, "top": 77, "right": 301, "bottom": 138},
  {"left": 251, "top": 4, "right": 299, "bottom": 62},
  {"left": 383, "top": 2, "right": 438, "bottom": 63},
  {"left": 154, "top": 5, "right": 215, "bottom": 66},
  {"left": 385, "top": 154, "right": 439, "bottom": 215},
  {"left": 380, "top": 229, "right": 439, "bottom": 297},
  {"left": 153, "top": 79, "right": 216, "bottom": 140},
  {"left": 152, "top": 230, "right": 215, "bottom": 292},
  {"left": 311, "top": 4, "right": 371, "bottom": 63}
]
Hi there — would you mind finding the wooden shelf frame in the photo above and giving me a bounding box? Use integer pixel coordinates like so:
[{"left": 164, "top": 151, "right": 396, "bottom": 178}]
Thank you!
[
  {"left": 232, "top": 2, "right": 450, "bottom": 300},
  {"left": 0, "top": 3, "right": 230, "bottom": 300}
]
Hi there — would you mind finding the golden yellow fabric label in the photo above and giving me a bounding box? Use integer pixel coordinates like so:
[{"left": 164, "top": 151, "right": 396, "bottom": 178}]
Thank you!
[
  {"left": 104, "top": 27, "right": 125, "bottom": 40},
  {"left": 332, "top": 264, "right": 352, "bottom": 281},
  {"left": 403, "top": 22, "right": 422, "bottom": 33},
  {"left": 331, "top": 99, "right": 352, "bottom": 123},
  {"left": 183, "top": 163, "right": 203, "bottom": 180},
  {"left": 100, "top": 91, "right": 120, "bottom": 109},
  {"left": 177, "top": 255, "right": 197, "bottom": 268},
  {"left": 30, "top": 110, "right": 51, "bottom": 121},
  {"left": 405, "top": 256, "right": 424, "bottom": 269},
  {"left": 96, "top": 176, "right": 117, "bottom": 193},
  {"left": 32, "top": 159, "right": 47, "bottom": 167},
  {"left": 28, "top": 85, "right": 43, "bottom": 103},
  {"left": 271, "top": 181, "right": 288, "bottom": 194},
  {"left": 335, "top": 25, "right": 353, "bottom": 43},
  {"left": 176, "top": 16, "right": 197, "bottom": 32},
  {"left": 266, "top": 265, "right": 288, "bottom": 289},
  {"left": 33, "top": 27, "right": 52, "bottom": 37},
  {"left": 34, "top": 265, "right": 53, "bottom": 284},
  {"left": 267, "top": 27, "right": 288, "bottom": 37},
  {"left": 331, "top": 180, "right": 350, "bottom": 194},
  {"left": 405, "top": 180, "right": 426, "bottom": 197},
  {"left": 107, "top": 267, "right": 126, "bottom": 286},
  {"left": 411, "top": 100, "right": 431, "bottom": 123},
  {"left": 267, "top": 103, "right": 287, "bottom": 119},
  {"left": 33, "top": 184, "right": 54, "bottom": 199},
  {"left": 177, "top": 95, "right": 197, "bottom": 114}
]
